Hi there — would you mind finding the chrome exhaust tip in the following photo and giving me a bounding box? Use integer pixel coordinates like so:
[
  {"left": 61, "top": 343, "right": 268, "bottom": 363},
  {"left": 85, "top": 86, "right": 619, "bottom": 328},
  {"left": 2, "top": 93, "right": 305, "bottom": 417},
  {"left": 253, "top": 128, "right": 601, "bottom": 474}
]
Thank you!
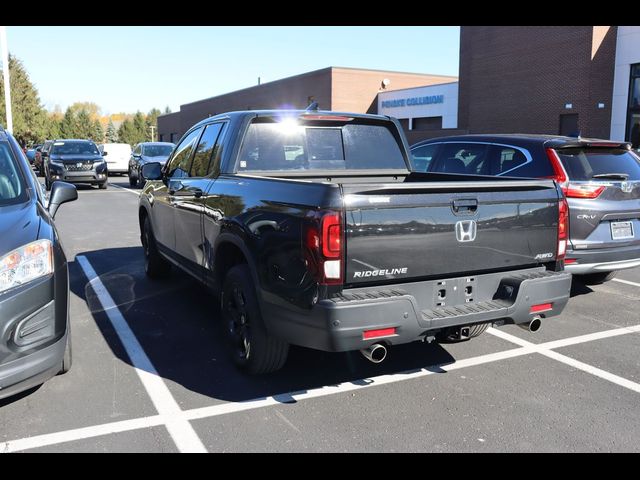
[
  {"left": 360, "top": 343, "right": 387, "bottom": 363},
  {"left": 518, "top": 316, "right": 542, "bottom": 333}
]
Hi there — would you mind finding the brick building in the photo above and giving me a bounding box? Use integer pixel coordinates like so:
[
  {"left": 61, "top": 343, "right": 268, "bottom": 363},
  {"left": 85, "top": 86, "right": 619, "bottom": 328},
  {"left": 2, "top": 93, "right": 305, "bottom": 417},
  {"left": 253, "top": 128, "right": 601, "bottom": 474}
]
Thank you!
[
  {"left": 159, "top": 27, "right": 640, "bottom": 147},
  {"left": 157, "top": 67, "right": 456, "bottom": 142}
]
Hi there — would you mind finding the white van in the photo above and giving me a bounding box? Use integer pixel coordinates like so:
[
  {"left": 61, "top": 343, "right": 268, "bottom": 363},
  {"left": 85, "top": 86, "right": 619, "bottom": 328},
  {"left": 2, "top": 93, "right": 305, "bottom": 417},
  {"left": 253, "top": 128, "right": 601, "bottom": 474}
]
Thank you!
[{"left": 100, "top": 143, "right": 132, "bottom": 174}]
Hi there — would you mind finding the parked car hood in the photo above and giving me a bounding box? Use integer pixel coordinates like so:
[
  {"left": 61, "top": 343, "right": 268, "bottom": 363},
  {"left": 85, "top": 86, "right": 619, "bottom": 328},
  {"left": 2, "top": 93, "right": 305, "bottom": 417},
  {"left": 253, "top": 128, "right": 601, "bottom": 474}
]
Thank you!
[{"left": 0, "top": 201, "right": 40, "bottom": 256}]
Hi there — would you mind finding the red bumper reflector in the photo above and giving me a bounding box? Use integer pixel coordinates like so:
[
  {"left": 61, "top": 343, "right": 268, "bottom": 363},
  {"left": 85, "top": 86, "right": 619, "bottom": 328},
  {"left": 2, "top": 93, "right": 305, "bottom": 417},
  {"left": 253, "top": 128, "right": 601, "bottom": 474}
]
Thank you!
[
  {"left": 565, "top": 258, "right": 577, "bottom": 264},
  {"left": 363, "top": 327, "right": 396, "bottom": 340},
  {"left": 530, "top": 303, "right": 553, "bottom": 314}
]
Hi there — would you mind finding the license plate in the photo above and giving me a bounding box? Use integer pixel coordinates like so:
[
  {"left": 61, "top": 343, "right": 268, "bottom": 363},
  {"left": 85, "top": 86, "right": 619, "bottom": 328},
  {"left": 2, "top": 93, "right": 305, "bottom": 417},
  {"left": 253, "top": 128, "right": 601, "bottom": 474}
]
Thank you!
[{"left": 611, "top": 221, "right": 634, "bottom": 240}]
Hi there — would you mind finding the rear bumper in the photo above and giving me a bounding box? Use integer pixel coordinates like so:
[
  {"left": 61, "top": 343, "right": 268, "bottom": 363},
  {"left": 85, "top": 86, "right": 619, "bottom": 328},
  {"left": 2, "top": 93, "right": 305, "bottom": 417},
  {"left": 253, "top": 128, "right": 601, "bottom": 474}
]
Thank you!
[
  {"left": 262, "top": 267, "right": 572, "bottom": 352},
  {"left": 566, "top": 245, "right": 640, "bottom": 274}
]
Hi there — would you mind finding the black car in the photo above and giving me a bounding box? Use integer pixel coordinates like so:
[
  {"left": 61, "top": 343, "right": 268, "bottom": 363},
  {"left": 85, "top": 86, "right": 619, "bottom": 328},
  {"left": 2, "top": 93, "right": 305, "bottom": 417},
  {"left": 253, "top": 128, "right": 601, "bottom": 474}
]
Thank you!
[
  {"left": 128, "top": 142, "right": 174, "bottom": 187},
  {"left": 411, "top": 134, "right": 640, "bottom": 283},
  {"left": 43, "top": 139, "right": 108, "bottom": 190},
  {"left": 0, "top": 125, "right": 77, "bottom": 401}
]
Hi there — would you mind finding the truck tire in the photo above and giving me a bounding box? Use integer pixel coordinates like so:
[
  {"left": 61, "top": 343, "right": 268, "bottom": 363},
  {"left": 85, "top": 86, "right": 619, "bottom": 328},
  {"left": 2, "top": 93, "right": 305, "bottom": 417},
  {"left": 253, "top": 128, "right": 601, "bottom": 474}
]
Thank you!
[
  {"left": 142, "top": 215, "right": 171, "bottom": 278},
  {"left": 578, "top": 271, "right": 617, "bottom": 285},
  {"left": 222, "top": 264, "right": 289, "bottom": 374}
]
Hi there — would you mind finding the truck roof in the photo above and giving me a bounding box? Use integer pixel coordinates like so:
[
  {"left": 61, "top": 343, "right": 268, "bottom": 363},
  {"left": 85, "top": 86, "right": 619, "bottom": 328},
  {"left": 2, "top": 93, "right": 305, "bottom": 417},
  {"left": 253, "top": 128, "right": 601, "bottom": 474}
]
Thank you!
[{"left": 192, "top": 109, "right": 391, "bottom": 129}]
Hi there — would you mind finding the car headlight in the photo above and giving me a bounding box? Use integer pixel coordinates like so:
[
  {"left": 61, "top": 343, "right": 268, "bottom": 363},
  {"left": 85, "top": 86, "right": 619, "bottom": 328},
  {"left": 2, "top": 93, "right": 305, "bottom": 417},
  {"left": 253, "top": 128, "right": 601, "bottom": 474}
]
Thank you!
[
  {"left": 0, "top": 240, "right": 54, "bottom": 294},
  {"left": 95, "top": 159, "right": 106, "bottom": 165},
  {"left": 50, "top": 159, "right": 63, "bottom": 166}
]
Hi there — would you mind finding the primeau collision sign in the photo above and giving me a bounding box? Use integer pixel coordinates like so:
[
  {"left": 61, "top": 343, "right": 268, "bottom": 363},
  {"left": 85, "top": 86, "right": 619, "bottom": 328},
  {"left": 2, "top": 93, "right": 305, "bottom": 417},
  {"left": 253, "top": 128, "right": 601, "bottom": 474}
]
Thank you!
[{"left": 381, "top": 95, "right": 444, "bottom": 109}]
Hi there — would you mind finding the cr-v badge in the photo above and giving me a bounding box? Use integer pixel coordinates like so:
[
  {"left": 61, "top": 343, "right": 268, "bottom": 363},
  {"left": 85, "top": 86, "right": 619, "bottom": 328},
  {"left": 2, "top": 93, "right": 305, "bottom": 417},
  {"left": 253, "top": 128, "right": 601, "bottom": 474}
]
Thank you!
[{"left": 455, "top": 220, "right": 477, "bottom": 242}]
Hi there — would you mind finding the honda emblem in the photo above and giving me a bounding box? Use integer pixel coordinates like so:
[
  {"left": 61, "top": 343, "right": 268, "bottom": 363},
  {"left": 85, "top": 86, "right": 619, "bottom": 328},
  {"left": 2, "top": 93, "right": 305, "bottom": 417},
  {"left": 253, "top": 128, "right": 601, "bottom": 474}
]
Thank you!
[
  {"left": 455, "top": 220, "right": 477, "bottom": 242},
  {"left": 76, "top": 162, "right": 83, "bottom": 168}
]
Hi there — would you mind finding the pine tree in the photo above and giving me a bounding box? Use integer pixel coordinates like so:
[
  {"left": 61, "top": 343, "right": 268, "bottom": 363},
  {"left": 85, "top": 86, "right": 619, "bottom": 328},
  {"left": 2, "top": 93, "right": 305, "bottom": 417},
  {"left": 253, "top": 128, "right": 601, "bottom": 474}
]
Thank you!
[
  {"left": 0, "top": 55, "right": 49, "bottom": 144},
  {"left": 106, "top": 119, "right": 118, "bottom": 142},
  {"left": 118, "top": 119, "right": 135, "bottom": 145},
  {"left": 76, "top": 109, "right": 93, "bottom": 139},
  {"left": 132, "top": 111, "right": 147, "bottom": 143},
  {"left": 59, "top": 107, "right": 78, "bottom": 138},
  {"left": 92, "top": 119, "right": 104, "bottom": 143},
  {"left": 164, "top": 106, "right": 172, "bottom": 114}
]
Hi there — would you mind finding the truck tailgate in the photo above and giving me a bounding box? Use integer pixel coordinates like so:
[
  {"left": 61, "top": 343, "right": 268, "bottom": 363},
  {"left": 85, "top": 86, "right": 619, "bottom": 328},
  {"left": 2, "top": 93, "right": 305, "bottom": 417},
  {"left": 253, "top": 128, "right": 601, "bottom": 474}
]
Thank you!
[{"left": 342, "top": 179, "right": 560, "bottom": 285}]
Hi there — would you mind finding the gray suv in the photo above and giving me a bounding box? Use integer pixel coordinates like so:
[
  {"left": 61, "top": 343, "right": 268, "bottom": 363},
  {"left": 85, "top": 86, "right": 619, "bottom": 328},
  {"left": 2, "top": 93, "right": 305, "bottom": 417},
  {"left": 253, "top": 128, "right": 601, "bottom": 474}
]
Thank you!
[{"left": 411, "top": 134, "right": 640, "bottom": 283}]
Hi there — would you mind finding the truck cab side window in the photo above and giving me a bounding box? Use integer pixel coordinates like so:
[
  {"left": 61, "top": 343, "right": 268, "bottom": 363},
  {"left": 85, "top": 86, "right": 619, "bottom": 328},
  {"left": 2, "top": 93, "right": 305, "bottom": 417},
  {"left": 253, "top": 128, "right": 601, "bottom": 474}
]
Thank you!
[
  {"left": 190, "top": 123, "right": 225, "bottom": 178},
  {"left": 166, "top": 128, "right": 202, "bottom": 179}
]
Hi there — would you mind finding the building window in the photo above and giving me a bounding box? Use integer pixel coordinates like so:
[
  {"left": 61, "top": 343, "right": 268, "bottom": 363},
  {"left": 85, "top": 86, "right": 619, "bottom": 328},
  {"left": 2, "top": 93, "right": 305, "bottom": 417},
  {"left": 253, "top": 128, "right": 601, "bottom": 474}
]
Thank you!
[
  {"left": 559, "top": 114, "right": 579, "bottom": 136},
  {"left": 627, "top": 63, "right": 640, "bottom": 148},
  {"left": 412, "top": 116, "right": 443, "bottom": 131},
  {"left": 159, "top": 134, "right": 164, "bottom": 142}
]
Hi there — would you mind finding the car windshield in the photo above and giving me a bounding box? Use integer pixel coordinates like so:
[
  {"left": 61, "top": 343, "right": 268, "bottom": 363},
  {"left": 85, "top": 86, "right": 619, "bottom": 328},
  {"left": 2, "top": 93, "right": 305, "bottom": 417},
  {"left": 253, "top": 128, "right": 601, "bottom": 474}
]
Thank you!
[
  {"left": 0, "top": 143, "right": 28, "bottom": 206},
  {"left": 51, "top": 141, "right": 100, "bottom": 155},
  {"left": 143, "top": 145, "right": 174, "bottom": 157},
  {"left": 237, "top": 119, "right": 407, "bottom": 172}
]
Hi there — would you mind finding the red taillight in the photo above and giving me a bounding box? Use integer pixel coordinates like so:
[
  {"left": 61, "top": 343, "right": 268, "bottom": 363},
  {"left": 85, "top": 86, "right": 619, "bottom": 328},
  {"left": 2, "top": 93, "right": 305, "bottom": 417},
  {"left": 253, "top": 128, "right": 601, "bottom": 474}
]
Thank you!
[
  {"left": 322, "top": 213, "right": 341, "bottom": 258},
  {"left": 363, "top": 327, "right": 396, "bottom": 340},
  {"left": 564, "top": 184, "right": 605, "bottom": 199},
  {"left": 530, "top": 303, "right": 553, "bottom": 314},
  {"left": 546, "top": 148, "right": 604, "bottom": 199},
  {"left": 565, "top": 258, "right": 577, "bottom": 264},
  {"left": 305, "top": 211, "right": 343, "bottom": 285},
  {"left": 545, "top": 148, "right": 568, "bottom": 186},
  {"left": 557, "top": 198, "right": 568, "bottom": 260}
]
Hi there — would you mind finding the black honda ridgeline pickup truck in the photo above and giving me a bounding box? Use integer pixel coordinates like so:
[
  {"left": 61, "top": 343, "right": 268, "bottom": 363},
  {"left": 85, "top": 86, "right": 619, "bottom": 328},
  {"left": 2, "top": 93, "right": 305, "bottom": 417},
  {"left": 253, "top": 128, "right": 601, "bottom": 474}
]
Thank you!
[{"left": 138, "top": 110, "right": 572, "bottom": 373}]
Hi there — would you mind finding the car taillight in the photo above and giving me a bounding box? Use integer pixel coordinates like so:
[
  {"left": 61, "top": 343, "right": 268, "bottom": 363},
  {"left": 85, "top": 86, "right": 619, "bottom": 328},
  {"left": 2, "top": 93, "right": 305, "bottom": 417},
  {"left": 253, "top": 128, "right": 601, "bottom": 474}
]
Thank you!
[
  {"left": 305, "top": 211, "right": 343, "bottom": 285},
  {"left": 545, "top": 148, "right": 604, "bottom": 199},
  {"left": 545, "top": 148, "right": 568, "bottom": 187},
  {"left": 557, "top": 197, "right": 568, "bottom": 260},
  {"left": 564, "top": 184, "right": 605, "bottom": 199}
]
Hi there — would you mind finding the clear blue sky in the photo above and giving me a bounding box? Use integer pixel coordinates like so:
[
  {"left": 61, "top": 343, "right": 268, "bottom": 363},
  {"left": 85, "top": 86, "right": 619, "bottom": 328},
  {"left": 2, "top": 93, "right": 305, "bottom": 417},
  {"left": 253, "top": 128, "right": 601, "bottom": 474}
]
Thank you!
[{"left": 5, "top": 26, "right": 460, "bottom": 115}]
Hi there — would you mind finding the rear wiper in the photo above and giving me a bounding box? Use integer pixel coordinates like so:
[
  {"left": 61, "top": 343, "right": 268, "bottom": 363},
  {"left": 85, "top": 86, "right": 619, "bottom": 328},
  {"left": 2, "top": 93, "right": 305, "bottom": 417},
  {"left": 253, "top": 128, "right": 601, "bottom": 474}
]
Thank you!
[{"left": 592, "top": 173, "right": 630, "bottom": 180}]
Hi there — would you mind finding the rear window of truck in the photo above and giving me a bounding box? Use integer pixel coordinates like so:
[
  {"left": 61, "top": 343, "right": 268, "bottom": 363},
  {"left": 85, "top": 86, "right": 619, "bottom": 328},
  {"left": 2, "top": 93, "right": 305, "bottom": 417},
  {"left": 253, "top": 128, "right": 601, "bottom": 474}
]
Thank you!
[
  {"left": 237, "top": 119, "right": 407, "bottom": 172},
  {"left": 556, "top": 148, "right": 640, "bottom": 181}
]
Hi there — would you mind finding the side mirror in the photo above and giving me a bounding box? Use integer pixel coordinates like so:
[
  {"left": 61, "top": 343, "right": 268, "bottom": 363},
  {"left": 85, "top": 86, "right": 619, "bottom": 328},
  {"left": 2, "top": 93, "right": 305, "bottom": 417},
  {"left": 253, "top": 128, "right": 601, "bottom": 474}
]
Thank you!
[
  {"left": 133, "top": 153, "right": 141, "bottom": 159},
  {"left": 141, "top": 162, "right": 163, "bottom": 181},
  {"left": 48, "top": 181, "right": 78, "bottom": 218},
  {"left": 41, "top": 151, "right": 49, "bottom": 158},
  {"left": 101, "top": 150, "right": 108, "bottom": 156}
]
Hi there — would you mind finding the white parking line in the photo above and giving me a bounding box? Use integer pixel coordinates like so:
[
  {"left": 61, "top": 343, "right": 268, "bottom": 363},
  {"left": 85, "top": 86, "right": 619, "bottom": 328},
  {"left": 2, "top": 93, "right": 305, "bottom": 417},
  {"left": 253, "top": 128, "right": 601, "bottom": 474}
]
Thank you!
[
  {"left": 488, "top": 327, "right": 640, "bottom": 394},
  {"left": 0, "top": 344, "right": 535, "bottom": 452},
  {"left": 5, "top": 322, "right": 640, "bottom": 452},
  {"left": 2, "top": 415, "right": 165, "bottom": 453},
  {"left": 76, "top": 256, "right": 206, "bottom": 453},
  {"left": 109, "top": 184, "right": 140, "bottom": 196},
  {"left": 612, "top": 278, "right": 640, "bottom": 288}
]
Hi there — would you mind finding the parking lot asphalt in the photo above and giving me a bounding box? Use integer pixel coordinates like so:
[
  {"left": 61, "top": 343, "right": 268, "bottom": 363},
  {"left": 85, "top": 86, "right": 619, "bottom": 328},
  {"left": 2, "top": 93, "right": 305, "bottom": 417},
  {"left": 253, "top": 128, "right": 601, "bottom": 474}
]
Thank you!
[{"left": 1, "top": 177, "right": 639, "bottom": 452}]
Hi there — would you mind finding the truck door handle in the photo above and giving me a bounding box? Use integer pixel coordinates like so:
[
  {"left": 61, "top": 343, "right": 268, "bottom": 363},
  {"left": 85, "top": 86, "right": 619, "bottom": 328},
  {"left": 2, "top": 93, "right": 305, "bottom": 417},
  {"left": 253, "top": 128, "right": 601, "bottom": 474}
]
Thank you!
[{"left": 452, "top": 199, "right": 478, "bottom": 214}]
